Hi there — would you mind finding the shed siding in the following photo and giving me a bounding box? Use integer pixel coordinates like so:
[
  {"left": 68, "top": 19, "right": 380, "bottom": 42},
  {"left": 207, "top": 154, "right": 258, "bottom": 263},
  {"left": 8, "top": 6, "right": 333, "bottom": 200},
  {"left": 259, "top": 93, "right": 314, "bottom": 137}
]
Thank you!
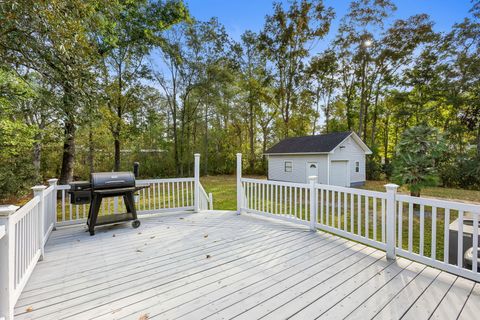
[
  {"left": 330, "top": 136, "right": 366, "bottom": 184},
  {"left": 268, "top": 154, "right": 329, "bottom": 184}
]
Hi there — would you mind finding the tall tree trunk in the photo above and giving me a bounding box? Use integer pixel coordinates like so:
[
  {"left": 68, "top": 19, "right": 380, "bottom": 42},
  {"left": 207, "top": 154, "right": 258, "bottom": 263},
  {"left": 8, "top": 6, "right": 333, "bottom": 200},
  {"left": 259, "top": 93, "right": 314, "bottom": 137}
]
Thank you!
[
  {"left": 88, "top": 122, "right": 94, "bottom": 174},
  {"left": 59, "top": 119, "right": 76, "bottom": 184},
  {"left": 324, "top": 86, "right": 333, "bottom": 134},
  {"left": 172, "top": 103, "right": 179, "bottom": 176},
  {"left": 283, "top": 78, "right": 292, "bottom": 138},
  {"left": 358, "top": 56, "right": 367, "bottom": 138},
  {"left": 179, "top": 105, "right": 185, "bottom": 177},
  {"left": 477, "top": 125, "right": 480, "bottom": 157},
  {"left": 262, "top": 128, "right": 268, "bottom": 174},
  {"left": 346, "top": 98, "right": 353, "bottom": 131},
  {"left": 32, "top": 133, "right": 42, "bottom": 182},
  {"left": 383, "top": 115, "right": 390, "bottom": 165},
  {"left": 248, "top": 100, "right": 255, "bottom": 174},
  {"left": 59, "top": 87, "right": 76, "bottom": 184},
  {"left": 312, "top": 87, "right": 320, "bottom": 135},
  {"left": 284, "top": 108, "right": 290, "bottom": 138},
  {"left": 363, "top": 100, "right": 369, "bottom": 141},
  {"left": 370, "top": 89, "right": 380, "bottom": 147},
  {"left": 204, "top": 104, "right": 209, "bottom": 175},
  {"left": 114, "top": 63, "right": 123, "bottom": 172},
  {"left": 114, "top": 135, "right": 120, "bottom": 171}
]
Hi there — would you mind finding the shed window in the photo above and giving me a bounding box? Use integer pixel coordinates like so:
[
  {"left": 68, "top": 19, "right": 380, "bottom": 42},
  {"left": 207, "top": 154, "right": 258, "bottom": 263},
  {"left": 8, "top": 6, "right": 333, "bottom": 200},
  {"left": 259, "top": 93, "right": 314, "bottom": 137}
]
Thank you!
[
  {"left": 284, "top": 161, "right": 292, "bottom": 172},
  {"left": 355, "top": 161, "right": 360, "bottom": 173}
]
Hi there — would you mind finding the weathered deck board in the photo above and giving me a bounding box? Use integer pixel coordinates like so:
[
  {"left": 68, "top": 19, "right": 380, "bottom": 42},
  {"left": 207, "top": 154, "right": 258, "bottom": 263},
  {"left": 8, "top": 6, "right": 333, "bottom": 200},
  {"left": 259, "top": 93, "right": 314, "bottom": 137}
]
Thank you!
[{"left": 14, "top": 210, "right": 479, "bottom": 320}]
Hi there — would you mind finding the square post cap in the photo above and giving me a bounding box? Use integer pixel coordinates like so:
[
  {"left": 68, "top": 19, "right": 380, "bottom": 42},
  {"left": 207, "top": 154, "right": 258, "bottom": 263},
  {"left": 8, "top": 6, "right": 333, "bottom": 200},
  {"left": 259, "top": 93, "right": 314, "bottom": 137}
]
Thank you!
[
  {"left": 384, "top": 183, "right": 399, "bottom": 191},
  {"left": 194, "top": 153, "right": 200, "bottom": 157},
  {"left": 47, "top": 178, "right": 59, "bottom": 185},
  {"left": 308, "top": 176, "right": 318, "bottom": 182},
  {"left": 32, "top": 185, "right": 47, "bottom": 193},
  {"left": 0, "top": 205, "right": 19, "bottom": 216}
]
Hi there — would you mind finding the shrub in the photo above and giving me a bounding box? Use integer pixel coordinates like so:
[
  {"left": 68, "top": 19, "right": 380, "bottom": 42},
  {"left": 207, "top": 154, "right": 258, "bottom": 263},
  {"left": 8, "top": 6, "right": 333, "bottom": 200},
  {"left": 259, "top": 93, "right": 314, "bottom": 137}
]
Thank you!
[
  {"left": 0, "top": 119, "right": 36, "bottom": 200},
  {"left": 392, "top": 125, "right": 446, "bottom": 196}
]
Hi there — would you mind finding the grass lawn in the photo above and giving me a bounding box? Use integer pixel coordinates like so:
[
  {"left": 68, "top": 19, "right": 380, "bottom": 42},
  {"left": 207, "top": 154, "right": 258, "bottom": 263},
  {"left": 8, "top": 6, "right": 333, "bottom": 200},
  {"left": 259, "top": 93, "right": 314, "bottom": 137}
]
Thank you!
[
  {"left": 201, "top": 175, "right": 480, "bottom": 211},
  {"left": 200, "top": 175, "right": 265, "bottom": 211}
]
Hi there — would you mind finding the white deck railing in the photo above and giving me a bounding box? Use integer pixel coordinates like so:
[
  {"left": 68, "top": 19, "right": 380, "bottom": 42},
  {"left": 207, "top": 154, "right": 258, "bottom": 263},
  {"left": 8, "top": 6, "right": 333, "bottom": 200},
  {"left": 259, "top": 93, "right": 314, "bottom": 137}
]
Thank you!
[
  {"left": 199, "top": 183, "right": 213, "bottom": 211},
  {"left": 55, "top": 155, "right": 212, "bottom": 226},
  {"left": 0, "top": 154, "right": 212, "bottom": 320},
  {"left": 236, "top": 153, "right": 480, "bottom": 282},
  {"left": 0, "top": 180, "right": 57, "bottom": 320},
  {"left": 314, "top": 183, "right": 389, "bottom": 251},
  {"left": 395, "top": 194, "right": 479, "bottom": 281},
  {"left": 241, "top": 178, "right": 312, "bottom": 227},
  {"left": 55, "top": 177, "right": 213, "bottom": 225}
]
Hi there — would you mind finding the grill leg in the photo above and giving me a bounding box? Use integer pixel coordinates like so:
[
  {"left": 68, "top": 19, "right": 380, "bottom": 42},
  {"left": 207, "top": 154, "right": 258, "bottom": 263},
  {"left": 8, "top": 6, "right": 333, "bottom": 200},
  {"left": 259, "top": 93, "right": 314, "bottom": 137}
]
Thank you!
[
  {"left": 124, "top": 192, "right": 140, "bottom": 228},
  {"left": 124, "top": 192, "right": 137, "bottom": 220},
  {"left": 89, "top": 194, "right": 102, "bottom": 236}
]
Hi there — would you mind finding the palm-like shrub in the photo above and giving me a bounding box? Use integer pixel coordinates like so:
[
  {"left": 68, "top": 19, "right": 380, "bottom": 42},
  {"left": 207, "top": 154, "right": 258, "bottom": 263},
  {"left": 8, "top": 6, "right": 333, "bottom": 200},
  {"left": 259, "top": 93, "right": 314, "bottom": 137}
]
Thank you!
[{"left": 392, "top": 126, "right": 446, "bottom": 196}]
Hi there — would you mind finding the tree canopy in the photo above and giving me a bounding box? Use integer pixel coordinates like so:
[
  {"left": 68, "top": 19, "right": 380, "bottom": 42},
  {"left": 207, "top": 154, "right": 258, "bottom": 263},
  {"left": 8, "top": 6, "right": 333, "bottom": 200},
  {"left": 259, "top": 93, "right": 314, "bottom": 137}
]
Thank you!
[{"left": 1, "top": 0, "right": 479, "bottom": 199}]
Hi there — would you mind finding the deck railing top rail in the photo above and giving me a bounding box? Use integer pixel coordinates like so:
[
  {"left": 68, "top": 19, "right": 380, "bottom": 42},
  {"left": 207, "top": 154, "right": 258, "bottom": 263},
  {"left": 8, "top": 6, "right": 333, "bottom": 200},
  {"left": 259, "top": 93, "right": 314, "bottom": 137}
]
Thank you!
[
  {"left": 241, "top": 177, "right": 310, "bottom": 189},
  {"left": 396, "top": 193, "right": 480, "bottom": 213}
]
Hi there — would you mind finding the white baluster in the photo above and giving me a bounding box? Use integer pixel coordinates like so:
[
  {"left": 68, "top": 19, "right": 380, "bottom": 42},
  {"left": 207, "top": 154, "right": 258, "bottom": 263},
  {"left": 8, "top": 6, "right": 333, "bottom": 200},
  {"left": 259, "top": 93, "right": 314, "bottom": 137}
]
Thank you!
[{"left": 385, "top": 183, "right": 398, "bottom": 260}]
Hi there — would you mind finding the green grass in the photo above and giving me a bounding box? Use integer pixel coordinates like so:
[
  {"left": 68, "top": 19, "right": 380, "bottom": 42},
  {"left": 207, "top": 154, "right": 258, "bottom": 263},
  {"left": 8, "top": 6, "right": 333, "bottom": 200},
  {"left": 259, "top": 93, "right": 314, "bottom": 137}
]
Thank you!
[{"left": 200, "top": 175, "right": 265, "bottom": 211}]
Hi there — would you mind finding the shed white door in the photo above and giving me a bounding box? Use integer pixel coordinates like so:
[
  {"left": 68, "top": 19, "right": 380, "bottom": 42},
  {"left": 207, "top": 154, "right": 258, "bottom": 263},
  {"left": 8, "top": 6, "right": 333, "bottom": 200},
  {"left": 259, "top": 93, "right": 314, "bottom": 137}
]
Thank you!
[
  {"left": 330, "top": 161, "right": 349, "bottom": 187},
  {"left": 306, "top": 162, "right": 318, "bottom": 182}
]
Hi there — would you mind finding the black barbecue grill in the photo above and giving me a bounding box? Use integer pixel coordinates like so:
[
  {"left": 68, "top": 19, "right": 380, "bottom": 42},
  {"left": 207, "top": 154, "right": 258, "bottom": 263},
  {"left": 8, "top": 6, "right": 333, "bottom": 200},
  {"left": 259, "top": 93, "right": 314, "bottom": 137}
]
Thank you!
[{"left": 69, "top": 170, "right": 148, "bottom": 235}]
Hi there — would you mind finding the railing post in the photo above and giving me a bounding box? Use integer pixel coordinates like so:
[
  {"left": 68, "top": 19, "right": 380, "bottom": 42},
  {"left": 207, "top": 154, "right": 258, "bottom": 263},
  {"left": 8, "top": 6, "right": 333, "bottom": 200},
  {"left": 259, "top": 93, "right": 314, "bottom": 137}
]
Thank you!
[
  {"left": 209, "top": 193, "right": 213, "bottom": 210},
  {"left": 113, "top": 197, "right": 119, "bottom": 214},
  {"left": 385, "top": 183, "right": 399, "bottom": 260},
  {"left": 194, "top": 153, "right": 200, "bottom": 213},
  {"left": 236, "top": 153, "right": 242, "bottom": 215},
  {"left": 309, "top": 176, "right": 317, "bottom": 231},
  {"left": 32, "top": 185, "right": 47, "bottom": 261},
  {"left": 0, "top": 205, "right": 19, "bottom": 320},
  {"left": 48, "top": 178, "right": 58, "bottom": 230}
]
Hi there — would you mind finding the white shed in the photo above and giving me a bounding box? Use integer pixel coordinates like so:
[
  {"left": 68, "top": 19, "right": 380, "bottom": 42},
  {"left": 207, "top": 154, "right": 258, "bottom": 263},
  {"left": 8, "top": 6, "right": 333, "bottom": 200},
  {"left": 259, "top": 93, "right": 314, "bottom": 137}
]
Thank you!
[{"left": 265, "top": 131, "right": 372, "bottom": 187}]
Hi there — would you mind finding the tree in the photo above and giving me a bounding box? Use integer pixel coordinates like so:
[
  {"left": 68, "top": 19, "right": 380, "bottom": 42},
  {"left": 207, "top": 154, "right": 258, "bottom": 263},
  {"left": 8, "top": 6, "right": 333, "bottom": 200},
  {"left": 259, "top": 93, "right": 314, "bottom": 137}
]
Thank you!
[
  {"left": 333, "top": 0, "right": 397, "bottom": 138},
  {"left": 2, "top": 0, "right": 480, "bottom": 200},
  {"left": 260, "top": 0, "right": 334, "bottom": 138},
  {"left": 0, "top": 68, "right": 36, "bottom": 197},
  {"left": 445, "top": 14, "right": 480, "bottom": 156},
  {"left": 392, "top": 126, "right": 446, "bottom": 196},
  {"left": 235, "top": 30, "right": 271, "bottom": 173},
  {"left": 99, "top": 0, "right": 188, "bottom": 171},
  {"left": 154, "top": 18, "right": 230, "bottom": 175},
  {"left": 0, "top": 0, "right": 113, "bottom": 184},
  {"left": 306, "top": 49, "right": 338, "bottom": 134}
]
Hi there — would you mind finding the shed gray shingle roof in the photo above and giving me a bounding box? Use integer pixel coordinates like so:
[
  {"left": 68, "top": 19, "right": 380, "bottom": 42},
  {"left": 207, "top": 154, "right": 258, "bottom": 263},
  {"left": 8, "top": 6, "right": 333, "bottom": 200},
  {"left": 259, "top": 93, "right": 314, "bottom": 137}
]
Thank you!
[{"left": 265, "top": 131, "right": 353, "bottom": 154}]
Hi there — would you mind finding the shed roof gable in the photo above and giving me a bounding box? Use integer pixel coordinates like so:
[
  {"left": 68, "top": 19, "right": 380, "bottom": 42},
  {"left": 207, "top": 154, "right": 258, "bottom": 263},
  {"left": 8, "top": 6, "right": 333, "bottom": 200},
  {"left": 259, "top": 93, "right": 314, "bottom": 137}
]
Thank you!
[{"left": 265, "top": 131, "right": 372, "bottom": 155}]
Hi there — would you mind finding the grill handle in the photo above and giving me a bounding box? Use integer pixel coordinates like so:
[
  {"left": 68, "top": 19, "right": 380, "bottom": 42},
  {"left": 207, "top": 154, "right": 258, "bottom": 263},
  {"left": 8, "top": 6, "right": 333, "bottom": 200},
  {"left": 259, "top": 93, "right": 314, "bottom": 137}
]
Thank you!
[{"left": 133, "top": 162, "right": 140, "bottom": 178}]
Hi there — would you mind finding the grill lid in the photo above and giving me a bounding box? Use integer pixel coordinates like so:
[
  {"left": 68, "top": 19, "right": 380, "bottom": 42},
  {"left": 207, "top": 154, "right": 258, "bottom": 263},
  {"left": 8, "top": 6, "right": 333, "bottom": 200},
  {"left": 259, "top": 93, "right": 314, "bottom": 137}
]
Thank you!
[{"left": 91, "top": 172, "right": 135, "bottom": 190}]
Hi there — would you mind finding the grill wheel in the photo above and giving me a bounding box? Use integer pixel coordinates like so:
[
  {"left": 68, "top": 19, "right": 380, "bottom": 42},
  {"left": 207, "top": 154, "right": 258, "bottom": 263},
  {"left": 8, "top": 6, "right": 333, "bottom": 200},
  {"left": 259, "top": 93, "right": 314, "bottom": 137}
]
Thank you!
[{"left": 132, "top": 220, "right": 141, "bottom": 228}]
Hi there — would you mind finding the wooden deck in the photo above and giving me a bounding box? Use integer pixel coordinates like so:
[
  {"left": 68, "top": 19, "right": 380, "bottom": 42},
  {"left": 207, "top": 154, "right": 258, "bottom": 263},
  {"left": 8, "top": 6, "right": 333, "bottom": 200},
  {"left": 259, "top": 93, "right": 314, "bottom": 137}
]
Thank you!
[{"left": 14, "top": 210, "right": 480, "bottom": 320}]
